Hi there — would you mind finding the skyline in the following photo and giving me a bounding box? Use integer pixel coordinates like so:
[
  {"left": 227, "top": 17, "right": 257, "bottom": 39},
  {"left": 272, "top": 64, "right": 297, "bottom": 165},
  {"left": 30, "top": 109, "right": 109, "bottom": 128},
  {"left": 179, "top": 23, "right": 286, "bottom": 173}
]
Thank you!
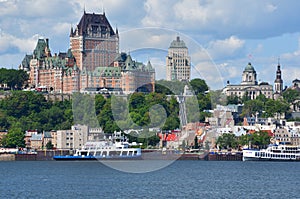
[{"left": 0, "top": 0, "right": 300, "bottom": 90}]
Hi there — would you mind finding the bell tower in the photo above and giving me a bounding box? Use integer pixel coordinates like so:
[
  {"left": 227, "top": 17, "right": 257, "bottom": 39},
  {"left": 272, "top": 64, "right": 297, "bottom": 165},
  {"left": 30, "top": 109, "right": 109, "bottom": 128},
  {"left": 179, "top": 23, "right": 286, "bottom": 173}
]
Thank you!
[{"left": 274, "top": 61, "right": 283, "bottom": 95}]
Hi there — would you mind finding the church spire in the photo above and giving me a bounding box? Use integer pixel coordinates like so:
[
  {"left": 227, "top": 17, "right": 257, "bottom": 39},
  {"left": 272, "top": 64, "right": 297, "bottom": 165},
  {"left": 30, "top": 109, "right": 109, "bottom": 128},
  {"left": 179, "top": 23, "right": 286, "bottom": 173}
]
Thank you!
[{"left": 274, "top": 59, "right": 283, "bottom": 95}]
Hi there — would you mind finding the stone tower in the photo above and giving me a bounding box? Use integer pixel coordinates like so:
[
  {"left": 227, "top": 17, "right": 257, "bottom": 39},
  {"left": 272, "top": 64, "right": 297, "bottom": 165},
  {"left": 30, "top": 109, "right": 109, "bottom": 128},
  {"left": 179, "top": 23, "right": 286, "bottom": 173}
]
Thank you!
[{"left": 70, "top": 11, "right": 119, "bottom": 71}]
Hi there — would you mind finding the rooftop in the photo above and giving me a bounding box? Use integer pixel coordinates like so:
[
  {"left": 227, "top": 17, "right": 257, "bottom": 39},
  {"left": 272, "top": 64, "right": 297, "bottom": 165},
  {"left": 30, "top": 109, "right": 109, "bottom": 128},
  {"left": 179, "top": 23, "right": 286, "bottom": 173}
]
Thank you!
[{"left": 169, "top": 36, "right": 187, "bottom": 48}]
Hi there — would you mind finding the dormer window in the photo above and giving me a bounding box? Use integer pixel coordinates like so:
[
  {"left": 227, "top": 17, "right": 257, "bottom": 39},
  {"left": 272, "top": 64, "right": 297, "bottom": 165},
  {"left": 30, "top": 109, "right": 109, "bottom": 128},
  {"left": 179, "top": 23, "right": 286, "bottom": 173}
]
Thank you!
[{"left": 92, "top": 25, "right": 98, "bottom": 33}]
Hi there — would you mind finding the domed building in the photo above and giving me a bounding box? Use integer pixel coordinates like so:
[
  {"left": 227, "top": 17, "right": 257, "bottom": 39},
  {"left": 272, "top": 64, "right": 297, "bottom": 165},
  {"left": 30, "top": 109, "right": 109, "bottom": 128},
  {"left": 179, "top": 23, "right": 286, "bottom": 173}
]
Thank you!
[{"left": 223, "top": 62, "right": 273, "bottom": 100}]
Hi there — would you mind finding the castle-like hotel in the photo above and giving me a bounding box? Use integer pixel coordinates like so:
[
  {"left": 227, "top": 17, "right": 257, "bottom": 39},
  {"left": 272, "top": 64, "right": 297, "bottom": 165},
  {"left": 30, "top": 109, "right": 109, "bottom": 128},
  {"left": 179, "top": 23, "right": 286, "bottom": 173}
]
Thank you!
[{"left": 19, "top": 12, "right": 155, "bottom": 94}]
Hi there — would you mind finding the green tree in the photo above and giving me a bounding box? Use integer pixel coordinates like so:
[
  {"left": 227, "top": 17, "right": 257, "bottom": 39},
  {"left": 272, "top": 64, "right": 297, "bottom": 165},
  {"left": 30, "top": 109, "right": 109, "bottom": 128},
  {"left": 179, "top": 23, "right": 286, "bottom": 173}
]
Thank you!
[
  {"left": 189, "top": 78, "right": 208, "bottom": 95},
  {"left": 227, "top": 95, "right": 240, "bottom": 105},
  {"left": 162, "top": 116, "right": 180, "bottom": 131},
  {"left": 1, "top": 126, "right": 25, "bottom": 148},
  {"left": 155, "top": 80, "right": 186, "bottom": 95},
  {"left": 250, "top": 131, "right": 271, "bottom": 149},
  {"left": 264, "top": 99, "right": 290, "bottom": 118},
  {"left": 0, "top": 68, "right": 29, "bottom": 89},
  {"left": 1, "top": 91, "right": 50, "bottom": 118},
  {"left": 95, "top": 94, "right": 106, "bottom": 115},
  {"left": 209, "top": 90, "right": 227, "bottom": 107},
  {"left": 216, "top": 133, "right": 238, "bottom": 149},
  {"left": 283, "top": 89, "right": 300, "bottom": 103},
  {"left": 241, "top": 99, "right": 264, "bottom": 117},
  {"left": 0, "top": 111, "right": 9, "bottom": 130},
  {"left": 197, "top": 93, "right": 211, "bottom": 111},
  {"left": 98, "top": 98, "right": 121, "bottom": 133},
  {"left": 46, "top": 141, "right": 54, "bottom": 149}
]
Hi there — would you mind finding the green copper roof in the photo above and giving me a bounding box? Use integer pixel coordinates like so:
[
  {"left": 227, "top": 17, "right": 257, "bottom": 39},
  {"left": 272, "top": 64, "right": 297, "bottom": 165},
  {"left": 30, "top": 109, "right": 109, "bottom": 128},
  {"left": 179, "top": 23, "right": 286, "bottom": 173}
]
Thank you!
[
  {"left": 125, "top": 54, "right": 134, "bottom": 70},
  {"left": 169, "top": 36, "right": 187, "bottom": 48},
  {"left": 91, "top": 67, "right": 121, "bottom": 77},
  {"left": 244, "top": 62, "right": 255, "bottom": 72},
  {"left": 21, "top": 54, "right": 33, "bottom": 69},
  {"left": 33, "top": 39, "right": 47, "bottom": 60}
]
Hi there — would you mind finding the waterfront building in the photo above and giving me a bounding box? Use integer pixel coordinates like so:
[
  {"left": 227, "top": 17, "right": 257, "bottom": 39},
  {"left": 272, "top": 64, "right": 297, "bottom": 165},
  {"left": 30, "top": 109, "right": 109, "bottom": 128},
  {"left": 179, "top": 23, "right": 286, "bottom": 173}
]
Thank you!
[
  {"left": 30, "top": 134, "right": 43, "bottom": 150},
  {"left": 223, "top": 62, "right": 273, "bottom": 99},
  {"left": 274, "top": 127, "right": 300, "bottom": 146},
  {"left": 57, "top": 125, "right": 88, "bottom": 150},
  {"left": 24, "top": 130, "right": 39, "bottom": 149},
  {"left": 88, "top": 127, "right": 104, "bottom": 141},
  {"left": 43, "top": 131, "right": 57, "bottom": 149},
  {"left": 166, "top": 36, "right": 191, "bottom": 81}
]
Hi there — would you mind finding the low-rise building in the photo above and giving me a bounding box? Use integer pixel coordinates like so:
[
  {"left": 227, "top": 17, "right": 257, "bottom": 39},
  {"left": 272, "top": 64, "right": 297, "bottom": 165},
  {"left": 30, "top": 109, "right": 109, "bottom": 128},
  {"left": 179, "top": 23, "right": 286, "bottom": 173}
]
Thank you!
[
  {"left": 30, "top": 134, "right": 43, "bottom": 150},
  {"left": 57, "top": 125, "right": 88, "bottom": 150},
  {"left": 274, "top": 127, "right": 300, "bottom": 145},
  {"left": 43, "top": 130, "right": 57, "bottom": 149},
  {"left": 24, "top": 130, "right": 39, "bottom": 149}
]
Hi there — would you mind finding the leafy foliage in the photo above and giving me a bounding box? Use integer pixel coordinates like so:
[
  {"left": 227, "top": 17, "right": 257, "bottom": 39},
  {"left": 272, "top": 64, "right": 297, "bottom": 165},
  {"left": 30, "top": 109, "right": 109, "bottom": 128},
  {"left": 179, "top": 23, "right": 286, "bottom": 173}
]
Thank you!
[
  {"left": 216, "top": 133, "right": 238, "bottom": 149},
  {"left": 46, "top": 141, "right": 54, "bottom": 149},
  {"left": 283, "top": 89, "right": 300, "bottom": 103},
  {"left": 241, "top": 94, "right": 290, "bottom": 118},
  {"left": 0, "top": 68, "right": 29, "bottom": 89},
  {"left": 217, "top": 131, "right": 271, "bottom": 150},
  {"left": 0, "top": 91, "right": 73, "bottom": 134},
  {"left": 189, "top": 78, "right": 209, "bottom": 95},
  {"left": 155, "top": 80, "right": 186, "bottom": 95},
  {"left": 1, "top": 126, "right": 25, "bottom": 148}
]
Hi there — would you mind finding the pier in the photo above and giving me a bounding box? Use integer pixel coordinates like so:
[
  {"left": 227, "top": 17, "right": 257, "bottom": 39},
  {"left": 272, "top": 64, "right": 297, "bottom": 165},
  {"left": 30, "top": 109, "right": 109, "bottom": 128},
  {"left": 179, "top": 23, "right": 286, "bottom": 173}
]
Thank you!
[{"left": 208, "top": 153, "right": 243, "bottom": 161}]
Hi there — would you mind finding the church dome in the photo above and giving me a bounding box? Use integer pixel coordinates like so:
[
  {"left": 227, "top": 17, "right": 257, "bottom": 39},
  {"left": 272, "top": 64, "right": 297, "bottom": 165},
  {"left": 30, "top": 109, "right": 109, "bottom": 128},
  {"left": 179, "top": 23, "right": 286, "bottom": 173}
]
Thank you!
[{"left": 244, "top": 62, "right": 255, "bottom": 72}]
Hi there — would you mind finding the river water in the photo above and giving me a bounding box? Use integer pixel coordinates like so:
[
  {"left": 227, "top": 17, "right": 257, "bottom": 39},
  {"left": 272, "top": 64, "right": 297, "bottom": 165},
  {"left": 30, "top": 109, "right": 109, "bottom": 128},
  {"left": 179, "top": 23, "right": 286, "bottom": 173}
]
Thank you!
[{"left": 0, "top": 160, "right": 299, "bottom": 198}]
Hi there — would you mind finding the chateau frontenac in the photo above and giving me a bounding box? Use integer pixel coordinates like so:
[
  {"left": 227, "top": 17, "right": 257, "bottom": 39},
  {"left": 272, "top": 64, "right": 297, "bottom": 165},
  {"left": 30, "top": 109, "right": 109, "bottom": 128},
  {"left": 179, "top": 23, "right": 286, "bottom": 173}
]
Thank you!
[{"left": 19, "top": 12, "right": 155, "bottom": 94}]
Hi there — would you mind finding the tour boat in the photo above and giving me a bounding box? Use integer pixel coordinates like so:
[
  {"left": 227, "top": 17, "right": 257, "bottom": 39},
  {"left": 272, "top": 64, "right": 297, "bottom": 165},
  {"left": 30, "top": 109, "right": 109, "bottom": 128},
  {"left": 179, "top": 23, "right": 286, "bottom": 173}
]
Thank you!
[
  {"left": 53, "top": 141, "right": 142, "bottom": 161},
  {"left": 242, "top": 144, "right": 300, "bottom": 161}
]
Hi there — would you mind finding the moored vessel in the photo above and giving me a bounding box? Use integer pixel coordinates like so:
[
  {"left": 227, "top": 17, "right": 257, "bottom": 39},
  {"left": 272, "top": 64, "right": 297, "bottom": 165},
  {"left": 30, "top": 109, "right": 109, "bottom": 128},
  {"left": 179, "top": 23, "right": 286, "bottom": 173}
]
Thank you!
[
  {"left": 242, "top": 144, "right": 300, "bottom": 161},
  {"left": 53, "top": 141, "right": 141, "bottom": 161}
]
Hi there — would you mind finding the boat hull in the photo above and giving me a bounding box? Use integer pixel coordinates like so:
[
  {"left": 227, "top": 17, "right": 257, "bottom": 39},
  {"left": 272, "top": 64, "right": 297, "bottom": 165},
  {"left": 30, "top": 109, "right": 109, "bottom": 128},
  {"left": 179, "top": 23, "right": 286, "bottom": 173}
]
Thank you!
[
  {"left": 53, "top": 155, "right": 142, "bottom": 161},
  {"left": 242, "top": 156, "right": 300, "bottom": 161},
  {"left": 243, "top": 145, "right": 300, "bottom": 161}
]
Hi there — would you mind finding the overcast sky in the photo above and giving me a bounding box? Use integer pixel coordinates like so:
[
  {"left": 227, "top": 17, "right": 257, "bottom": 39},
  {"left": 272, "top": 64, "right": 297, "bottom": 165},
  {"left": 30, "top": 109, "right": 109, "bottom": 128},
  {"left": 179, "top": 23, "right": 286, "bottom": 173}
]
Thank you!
[{"left": 0, "top": 0, "right": 299, "bottom": 89}]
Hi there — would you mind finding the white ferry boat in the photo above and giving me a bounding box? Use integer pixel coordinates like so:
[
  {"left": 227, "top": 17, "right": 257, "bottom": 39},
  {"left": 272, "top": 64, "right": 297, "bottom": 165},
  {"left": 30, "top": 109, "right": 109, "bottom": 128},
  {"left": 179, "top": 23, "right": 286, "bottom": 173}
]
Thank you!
[
  {"left": 53, "top": 141, "right": 142, "bottom": 161},
  {"left": 243, "top": 144, "right": 300, "bottom": 161}
]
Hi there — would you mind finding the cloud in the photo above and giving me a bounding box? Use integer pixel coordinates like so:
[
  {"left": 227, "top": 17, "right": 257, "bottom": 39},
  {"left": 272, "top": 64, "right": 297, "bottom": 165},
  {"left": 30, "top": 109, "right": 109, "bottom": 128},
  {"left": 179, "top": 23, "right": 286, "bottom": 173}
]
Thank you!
[
  {"left": 0, "top": 31, "right": 39, "bottom": 54},
  {"left": 207, "top": 36, "right": 245, "bottom": 60},
  {"left": 0, "top": 0, "right": 299, "bottom": 90},
  {"left": 192, "top": 61, "right": 225, "bottom": 90},
  {"left": 265, "top": 3, "right": 277, "bottom": 13},
  {"left": 0, "top": 53, "right": 25, "bottom": 68},
  {"left": 141, "top": 0, "right": 300, "bottom": 39}
]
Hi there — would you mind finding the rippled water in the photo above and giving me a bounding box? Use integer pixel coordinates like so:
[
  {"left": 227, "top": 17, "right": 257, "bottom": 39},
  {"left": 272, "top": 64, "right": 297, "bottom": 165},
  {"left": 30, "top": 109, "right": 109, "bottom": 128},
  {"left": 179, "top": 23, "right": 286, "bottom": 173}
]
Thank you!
[{"left": 0, "top": 160, "right": 299, "bottom": 198}]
